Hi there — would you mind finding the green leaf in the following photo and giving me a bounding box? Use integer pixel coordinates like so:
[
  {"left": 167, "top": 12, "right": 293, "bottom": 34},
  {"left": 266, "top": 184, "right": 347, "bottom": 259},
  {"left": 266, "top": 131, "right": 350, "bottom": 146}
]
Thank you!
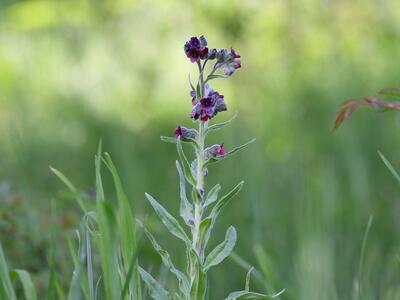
[
  {"left": 196, "top": 82, "right": 201, "bottom": 99},
  {"left": 245, "top": 267, "right": 254, "bottom": 292},
  {"left": 0, "top": 240, "right": 16, "bottom": 300},
  {"left": 139, "top": 221, "right": 190, "bottom": 296},
  {"left": 189, "top": 250, "right": 207, "bottom": 300},
  {"left": 204, "top": 184, "right": 221, "bottom": 208},
  {"left": 205, "top": 139, "right": 256, "bottom": 166},
  {"left": 103, "top": 152, "right": 141, "bottom": 300},
  {"left": 145, "top": 193, "right": 190, "bottom": 244},
  {"left": 50, "top": 167, "right": 87, "bottom": 213},
  {"left": 203, "top": 182, "right": 244, "bottom": 249},
  {"left": 225, "top": 289, "right": 285, "bottom": 300},
  {"left": 378, "top": 151, "right": 400, "bottom": 185},
  {"left": 204, "top": 226, "right": 237, "bottom": 271},
  {"left": 161, "top": 136, "right": 199, "bottom": 150},
  {"left": 11, "top": 270, "right": 36, "bottom": 300},
  {"left": 139, "top": 267, "right": 171, "bottom": 300},
  {"left": 67, "top": 229, "right": 86, "bottom": 300},
  {"left": 206, "top": 112, "right": 238, "bottom": 133},
  {"left": 206, "top": 74, "right": 228, "bottom": 82},
  {"left": 176, "top": 161, "right": 193, "bottom": 225},
  {"left": 379, "top": 87, "right": 400, "bottom": 98},
  {"left": 198, "top": 217, "right": 213, "bottom": 257},
  {"left": 177, "top": 139, "right": 196, "bottom": 186},
  {"left": 209, "top": 181, "right": 244, "bottom": 221}
]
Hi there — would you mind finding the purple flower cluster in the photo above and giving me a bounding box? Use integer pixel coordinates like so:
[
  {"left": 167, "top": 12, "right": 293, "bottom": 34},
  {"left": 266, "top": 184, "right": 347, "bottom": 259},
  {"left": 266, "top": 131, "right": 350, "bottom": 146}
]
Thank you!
[
  {"left": 191, "top": 84, "right": 227, "bottom": 121},
  {"left": 216, "top": 48, "right": 241, "bottom": 76},
  {"left": 184, "top": 36, "right": 209, "bottom": 63}
]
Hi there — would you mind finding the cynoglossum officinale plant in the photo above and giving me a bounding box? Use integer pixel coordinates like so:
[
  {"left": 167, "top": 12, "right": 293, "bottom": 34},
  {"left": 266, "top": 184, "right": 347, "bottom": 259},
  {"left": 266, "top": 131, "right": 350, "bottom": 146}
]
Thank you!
[{"left": 139, "top": 35, "right": 284, "bottom": 300}]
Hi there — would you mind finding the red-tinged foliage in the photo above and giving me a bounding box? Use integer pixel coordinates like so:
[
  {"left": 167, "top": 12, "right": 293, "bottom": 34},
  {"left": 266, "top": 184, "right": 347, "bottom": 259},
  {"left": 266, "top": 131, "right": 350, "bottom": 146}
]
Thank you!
[
  {"left": 332, "top": 99, "right": 360, "bottom": 132},
  {"left": 332, "top": 89, "right": 400, "bottom": 132},
  {"left": 364, "top": 97, "right": 400, "bottom": 112}
]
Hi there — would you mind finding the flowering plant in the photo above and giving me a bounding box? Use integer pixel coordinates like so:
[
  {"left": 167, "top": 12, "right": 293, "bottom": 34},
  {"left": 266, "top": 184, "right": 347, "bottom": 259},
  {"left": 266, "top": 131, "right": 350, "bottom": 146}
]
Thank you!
[{"left": 140, "top": 36, "right": 283, "bottom": 300}]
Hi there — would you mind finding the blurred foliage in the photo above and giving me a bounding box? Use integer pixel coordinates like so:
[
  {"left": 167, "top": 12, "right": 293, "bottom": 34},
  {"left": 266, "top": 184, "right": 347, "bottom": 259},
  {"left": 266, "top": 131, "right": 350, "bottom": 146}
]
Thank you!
[{"left": 1, "top": 0, "right": 400, "bottom": 299}]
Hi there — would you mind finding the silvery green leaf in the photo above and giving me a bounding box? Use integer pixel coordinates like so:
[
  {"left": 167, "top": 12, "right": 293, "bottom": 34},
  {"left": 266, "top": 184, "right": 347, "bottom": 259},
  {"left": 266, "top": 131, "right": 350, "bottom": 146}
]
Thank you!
[
  {"left": 204, "top": 226, "right": 237, "bottom": 271},
  {"left": 209, "top": 181, "right": 244, "bottom": 221},
  {"left": 177, "top": 139, "right": 196, "bottom": 186},
  {"left": 205, "top": 74, "right": 228, "bottom": 82},
  {"left": 204, "top": 184, "right": 221, "bottom": 208},
  {"left": 189, "top": 249, "right": 207, "bottom": 300},
  {"left": 160, "top": 136, "right": 199, "bottom": 150},
  {"left": 145, "top": 193, "right": 190, "bottom": 244},
  {"left": 196, "top": 82, "right": 201, "bottom": 99},
  {"left": 198, "top": 217, "right": 212, "bottom": 259},
  {"left": 205, "top": 139, "right": 256, "bottom": 166},
  {"left": 138, "top": 267, "right": 171, "bottom": 300},
  {"left": 245, "top": 267, "right": 254, "bottom": 291},
  {"left": 206, "top": 112, "right": 238, "bottom": 133},
  {"left": 139, "top": 222, "right": 190, "bottom": 296},
  {"left": 225, "top": 289, "right": 285, "bottom": 300},
  {"left": 203, "top": 182, "right": 244, "bottom": 249},
  {"left": 176, "top": 161, "right": 194, "bottom": 225}
]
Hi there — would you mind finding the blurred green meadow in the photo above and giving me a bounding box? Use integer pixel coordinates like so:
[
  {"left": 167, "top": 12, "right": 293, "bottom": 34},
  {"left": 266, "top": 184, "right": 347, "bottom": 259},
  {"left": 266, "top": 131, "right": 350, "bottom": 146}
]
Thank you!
[{"left": 1, "top": 0, "right": 400, "bottom": 299}]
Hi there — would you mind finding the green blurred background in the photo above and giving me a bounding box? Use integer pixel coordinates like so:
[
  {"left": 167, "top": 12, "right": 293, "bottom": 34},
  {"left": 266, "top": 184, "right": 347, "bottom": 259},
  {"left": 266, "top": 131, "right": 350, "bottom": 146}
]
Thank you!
[{"left": 1, "top": 0, "right": 400, "bottom": 299}]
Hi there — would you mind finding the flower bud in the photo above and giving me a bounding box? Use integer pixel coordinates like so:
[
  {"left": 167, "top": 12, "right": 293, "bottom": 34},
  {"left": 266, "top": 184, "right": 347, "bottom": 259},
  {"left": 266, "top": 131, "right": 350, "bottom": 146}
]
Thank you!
[{"left": 174, "top": 126, "right": 197, "bottom": 140}]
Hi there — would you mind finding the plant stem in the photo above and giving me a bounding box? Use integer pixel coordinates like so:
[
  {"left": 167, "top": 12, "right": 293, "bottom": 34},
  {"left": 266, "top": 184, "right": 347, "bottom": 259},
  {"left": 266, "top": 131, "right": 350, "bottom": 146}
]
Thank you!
[{"left": 190, "top": 62, "right": 207, "bottom": 284}]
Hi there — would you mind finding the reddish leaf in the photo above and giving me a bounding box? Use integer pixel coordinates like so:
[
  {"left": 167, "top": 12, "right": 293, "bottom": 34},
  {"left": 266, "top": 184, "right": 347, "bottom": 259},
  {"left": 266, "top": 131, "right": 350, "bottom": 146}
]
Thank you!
[
  {"left": 332, "top": 99, "right": 360, "bottom": 132},
  {"left": 364, "top": 97, "right": 400, "bottom": 112}
]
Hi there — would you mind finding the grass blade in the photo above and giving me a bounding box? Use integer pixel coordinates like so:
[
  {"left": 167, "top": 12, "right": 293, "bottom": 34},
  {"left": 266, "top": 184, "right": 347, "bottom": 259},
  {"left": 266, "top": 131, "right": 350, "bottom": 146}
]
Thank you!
[
  {"left": 378, "top": 151, "right": 400, "bottom": 185},
  {"left": 103, "top": 152, "right": 141, "bottom": 300},
  {"left": 0, "top": 240, "right": 16, "bottom": 300},
  {"left": 12, "top": 270, "right": 37, "bottom": 300}
]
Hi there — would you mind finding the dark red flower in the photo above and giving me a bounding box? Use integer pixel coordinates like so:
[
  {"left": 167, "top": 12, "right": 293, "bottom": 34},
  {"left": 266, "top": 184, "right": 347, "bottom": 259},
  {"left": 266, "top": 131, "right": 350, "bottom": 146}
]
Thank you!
[
  {"left": 191, "top": 84, "right": 227, "bottom": 121},
  {"left": 184, "top": 36, "right": 209, "bottom": 63}
]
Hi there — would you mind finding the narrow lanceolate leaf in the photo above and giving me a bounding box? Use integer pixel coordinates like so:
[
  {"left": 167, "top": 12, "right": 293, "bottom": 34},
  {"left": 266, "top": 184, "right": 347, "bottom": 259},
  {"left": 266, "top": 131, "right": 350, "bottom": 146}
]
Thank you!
[
  {"left": 138, "top": 221, "right": 190, "bottom": 295},
  {"left": 203, "top": 182, "right": 244, "bottom": 248},
  {"left": 11, "top": 270, "right": 37, "bottom": 300},
  {"left": 204, "top": 184, "right": 221, "bottom": 208},
  {"left": 103, "top": 152, "right": 141, "bottom": 300},
  {"left": 210, "top": 181, "right": 244, "bottom": 221},
  {"left": 138, "top": 267, "right": 171, "bottom": 300},
  {"left": 224, "top": 289, "right": 285, "bottom": 300},
  {"left": 379, "top": 87, "right": 400, "bottom": 98},
  {"left": 205, "top": 74, "right": 228, "bottom": 82},
  {"left": 198, "top": 217, "right": 213, "bottom": 257},
  {"left": 204, "top": 226, "right": 237, "bottom": 271},
  {"left": 206, "top": 112, "right": 238, "bottom": 133},
  {"left": 145, "top": 193, "right": 190, "bottom": 244},
  {"left": 50, "top": 167, "right": 88, "bottom": 213},
  {"left": 189, "top": 250, "right": 207, "bottom": 300},
  {"left": 0, "top": 240, "right": 16, "bottom": 300},
  {"left": 205, "top": 139, "right": 256, "bottom": 166},
  {"left": 176, "top": 161, "right": 193, "bottom": 225},
  {"left": 378, "top": 151, "right": 400, "bottom": 185},
  {"left": 177, "top": 139, "right": 196, "bottom": 186},
  {"left": 161, "top": 136, "right": 200, "bottom": 150},
  {"left": 332, "top": 99, "right": 360, "bottom": 132}
]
